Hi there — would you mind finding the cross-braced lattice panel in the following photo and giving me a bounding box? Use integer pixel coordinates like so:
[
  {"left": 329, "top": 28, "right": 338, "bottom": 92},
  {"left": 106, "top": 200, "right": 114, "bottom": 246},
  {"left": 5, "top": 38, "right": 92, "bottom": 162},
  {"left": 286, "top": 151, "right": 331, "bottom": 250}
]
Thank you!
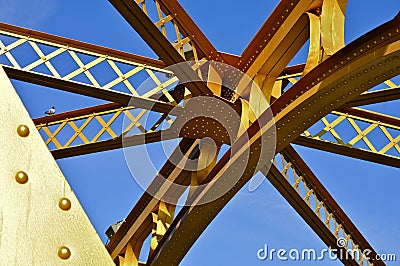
[
  {"left": 36, "top": 107, "right": 175, "bottom": 151},
  {"left": 272, "top": 153, "right": 373, "bottom": 266},
  {"left": 135, "top": 0, "right": 200, "bottom": 62},
  {"left": 303, "top": 110, "right": 400, "bottom": 159},
  {"left": 0, "top": 31, "right": 180, "bottom": 104},
  {"left": 134, "top": 0, "right": 228, "bottom": 98}
]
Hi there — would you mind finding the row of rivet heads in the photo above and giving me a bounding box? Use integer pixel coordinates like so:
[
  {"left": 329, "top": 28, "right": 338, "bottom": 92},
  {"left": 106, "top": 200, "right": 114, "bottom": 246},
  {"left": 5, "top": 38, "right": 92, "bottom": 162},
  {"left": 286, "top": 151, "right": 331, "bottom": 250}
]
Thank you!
[{"left": 16, "top": 124, "right": 72, "bottom": 260}]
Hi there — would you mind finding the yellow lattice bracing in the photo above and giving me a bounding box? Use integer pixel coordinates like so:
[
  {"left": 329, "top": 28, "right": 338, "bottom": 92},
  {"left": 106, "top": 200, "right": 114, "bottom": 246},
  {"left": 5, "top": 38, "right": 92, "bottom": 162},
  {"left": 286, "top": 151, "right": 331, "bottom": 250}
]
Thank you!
[
  {"left": 136, "top": 0, "right": 199, "bottom": 62},
  {"left": 35, "top": 106, "right": 175, "bottom": 151},
  {"left": 0, "top": 29, "right": 179, "bottom": 103},
  {"left": 271, "top": 152, "right": 373, "bottom": 266},
  {"left": 303, "top": 109, "right": 400, "bottom": 159}
]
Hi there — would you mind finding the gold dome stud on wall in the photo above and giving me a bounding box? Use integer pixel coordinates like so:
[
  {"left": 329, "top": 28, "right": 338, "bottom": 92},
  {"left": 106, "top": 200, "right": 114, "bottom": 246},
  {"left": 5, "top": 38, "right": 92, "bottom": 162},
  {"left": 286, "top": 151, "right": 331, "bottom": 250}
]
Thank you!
[
  {"left": 17, "top": 125, "right": 30, "bottom": 137},
  {"left": 58, "top": 197, "right": 72, "bottom": 211},
  {"left": 15, "top": 171, "right": 28, "bottom": 184},
  {"left": 57, "top": 246, "right": 71, "bottom": 260}
]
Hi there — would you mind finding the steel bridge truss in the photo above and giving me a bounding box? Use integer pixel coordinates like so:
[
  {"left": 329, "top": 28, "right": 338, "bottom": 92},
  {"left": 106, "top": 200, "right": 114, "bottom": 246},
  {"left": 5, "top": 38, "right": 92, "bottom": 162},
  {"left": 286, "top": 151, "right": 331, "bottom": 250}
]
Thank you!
[{"left": 0, "top": 0, "right": 399, "bottom": 266}]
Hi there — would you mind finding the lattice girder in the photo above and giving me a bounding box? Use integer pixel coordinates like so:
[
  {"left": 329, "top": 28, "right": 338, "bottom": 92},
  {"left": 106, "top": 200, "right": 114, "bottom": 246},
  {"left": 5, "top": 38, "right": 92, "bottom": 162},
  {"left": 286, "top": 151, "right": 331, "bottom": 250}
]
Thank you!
[
  {"left": 0, "top": 23, "right": 180, "bottom": 103},
  {"left": 1, "top": 0, "right": 398, "bottom": 266}
]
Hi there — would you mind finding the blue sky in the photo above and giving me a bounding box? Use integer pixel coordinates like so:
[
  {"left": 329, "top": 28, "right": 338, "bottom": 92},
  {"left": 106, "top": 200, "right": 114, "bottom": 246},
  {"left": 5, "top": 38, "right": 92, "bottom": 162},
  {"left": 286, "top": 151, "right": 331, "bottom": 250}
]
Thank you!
[{"left": 0, "top": 0, "right": 399, "bottom": 265}]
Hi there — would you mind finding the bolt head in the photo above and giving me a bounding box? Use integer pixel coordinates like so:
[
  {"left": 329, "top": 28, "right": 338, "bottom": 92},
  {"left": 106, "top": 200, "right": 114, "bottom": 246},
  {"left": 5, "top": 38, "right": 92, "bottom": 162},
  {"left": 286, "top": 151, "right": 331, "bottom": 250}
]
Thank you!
[
  {"left": 15, "top": 171, "right": 28, "bottom": 184},
  {"left": 58, "top": 246, "right": 71, "bottom": 260},
  {"left": 58, "top": 198, "right": 71, "bottom": 211},
  {"left": 17, "top": 125, "right": 30, "bottom": 137}
]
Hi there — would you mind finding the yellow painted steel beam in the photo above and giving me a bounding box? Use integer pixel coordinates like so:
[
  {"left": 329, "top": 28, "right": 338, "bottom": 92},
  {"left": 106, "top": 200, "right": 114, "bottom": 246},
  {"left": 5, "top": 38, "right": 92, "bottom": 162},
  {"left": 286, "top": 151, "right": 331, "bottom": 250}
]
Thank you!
[
  {"left": 117, "top": 215, "right": 153, "bottom": 265},
  {"left": 303, "top": 0, "right": 348, "bottom": 75},
  {"left": 148, "top": 15, "right": 400, "bottom": 265},
  {"left": 0, "top": 66, "right": 114, "bottom": 265},
  {"left": 149, "top": 202, "right": 176, "bottom": 257}
]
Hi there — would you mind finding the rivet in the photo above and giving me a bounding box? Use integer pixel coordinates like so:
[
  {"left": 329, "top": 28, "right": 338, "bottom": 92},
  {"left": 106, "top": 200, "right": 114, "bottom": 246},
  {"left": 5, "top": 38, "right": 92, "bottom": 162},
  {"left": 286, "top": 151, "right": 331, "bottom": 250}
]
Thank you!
[
  {"left": 58, "top": 246, "right": 71, "bottom": 260},
  {"left": 59, "top": 198, "right": 72, "bottom": 211},
  {"left": 17, "top": 125, "right": 30, "bottom": 137},
  {"left": 15, "top": 171, "right": 28, "bottom": 184}
]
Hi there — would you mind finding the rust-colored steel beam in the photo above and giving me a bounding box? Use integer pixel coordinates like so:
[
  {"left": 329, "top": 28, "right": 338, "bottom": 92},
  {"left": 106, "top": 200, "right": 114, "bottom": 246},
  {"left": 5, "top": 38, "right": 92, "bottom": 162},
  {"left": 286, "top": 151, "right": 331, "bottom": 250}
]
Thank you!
[
  {"left": 4, "top": 66, "right": 131, "bottom": 103},
  {"left": 51, "top": 131, "right": 172, "bottom": 159},
  {"left": 274, "top": 64, "right": 399, "bottom": 108},
  {"left": 148, "top": 15, "right": 400, "bottom": 265},
  {"left": 293, "top": 136, "right": 400, "bottom": 168},
  {"left": 4, "top": 66, "right": 179, "bottom": 114},
  {"left": 0, "top": 22, "right": 165, "bottom": 68},
  {"left": 33, "top": 103, "right": 124, "bottom": 125},
  {"left": 338, "top": 107, "right": 400, "bottom": 127},
  {"left": 341, "top": 87, "right": 400, "bottom": 107},
  {"left": 109, "top": 0, "right": 213, "bottom": 96}
]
